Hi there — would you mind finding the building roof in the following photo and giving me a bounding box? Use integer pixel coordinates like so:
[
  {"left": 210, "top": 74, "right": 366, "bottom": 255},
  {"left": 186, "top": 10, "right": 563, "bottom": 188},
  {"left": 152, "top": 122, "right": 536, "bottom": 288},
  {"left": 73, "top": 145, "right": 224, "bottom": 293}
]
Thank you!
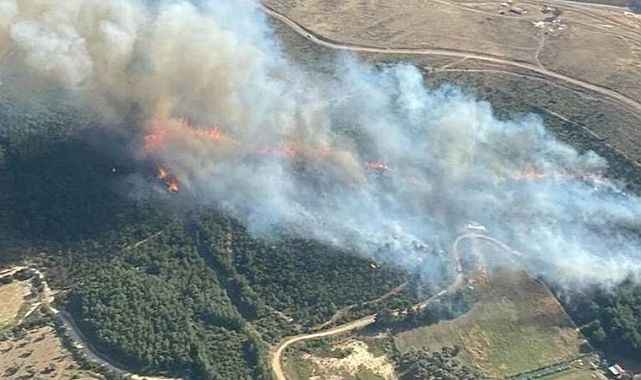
[{"left": 608, "top": 364, "right": 625, "bottom": 376}]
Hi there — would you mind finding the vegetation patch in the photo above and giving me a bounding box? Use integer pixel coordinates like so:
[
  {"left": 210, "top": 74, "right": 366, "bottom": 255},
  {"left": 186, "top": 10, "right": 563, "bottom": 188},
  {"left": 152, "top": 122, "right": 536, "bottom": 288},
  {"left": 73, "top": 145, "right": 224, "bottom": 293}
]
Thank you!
[
  {"left": 394, "top": 269, "right": 586, "bottom": 378},
  {"left": 559, "top": 279, "right": 641, "bottom": 366}
]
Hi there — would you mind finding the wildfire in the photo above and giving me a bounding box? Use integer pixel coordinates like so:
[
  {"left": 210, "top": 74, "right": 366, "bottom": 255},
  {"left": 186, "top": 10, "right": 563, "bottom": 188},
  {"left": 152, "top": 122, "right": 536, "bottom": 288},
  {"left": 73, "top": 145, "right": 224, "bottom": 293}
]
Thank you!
[
  {"left": 157, "top": 166, "right": 180, "bottom": 193},
  {"left": 144, "top": 117, "right": 224, "bottom": 155},
  {"left": 256, "top": 146, "right": 299, "bottom": 159},
  {"left": 144, "top": 127, "right": 168, "bottom": 153},
  {"left": 511, "top": 166, "right": 606, "bottom": 186},
  {"left": 143, "top": 115, "right": 227, "bottom": 194},
  {"left": 142, "top": 110, "right": 393, "bottom": 192},
  {"left": 366, "top": 160, "right": 391, "bottom": 173},
  {"left": 512, "top": 166, "right": 546, "bottom": 181}
]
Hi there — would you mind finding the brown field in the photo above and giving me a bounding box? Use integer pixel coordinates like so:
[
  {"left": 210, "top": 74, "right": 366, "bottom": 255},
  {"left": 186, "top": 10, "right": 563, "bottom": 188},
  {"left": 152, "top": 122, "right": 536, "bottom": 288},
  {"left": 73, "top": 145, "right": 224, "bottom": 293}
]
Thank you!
[
  {"left": 270, "top": 12, "right": 641, "bottom": 198},
  {"left": 264, "top": 0, "right": 641, "bottom": 169},
  {"left": 264, "top": 0, "right": 641, "bottom": 101},
  {"left": 393, "top": 269, "right": 587, "bottom": 378},
  {"left": 0, "top": 281, "right": 30, "bottom": 331},
  {"left": 0, "top": 326, "right": 102, "bottom": 380}
]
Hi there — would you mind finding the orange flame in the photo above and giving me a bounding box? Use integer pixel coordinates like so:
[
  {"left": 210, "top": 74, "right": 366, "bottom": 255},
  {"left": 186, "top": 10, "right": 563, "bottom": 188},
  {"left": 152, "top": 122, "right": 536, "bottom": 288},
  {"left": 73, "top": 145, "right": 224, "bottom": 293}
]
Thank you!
[
  {"left": 256, "top": 146, "right": 299, "bottom": 159},
  {"left": 366, "top": 160, "right": 391, "bottom": 173},
  {"left": 144, "top": 117, "right": 224, "bottom": 155},
  {"left": 511, "top": 166, "right": 606, "bottom": 185},
  {"left": 167, "top": 180, "right": 180, "bottom": 193},
  {"left": 512, "top": 166, "right": 546, "bottom": 181},
  {"left": 157, "top": 166, "right": 180, "bottom": 193}
]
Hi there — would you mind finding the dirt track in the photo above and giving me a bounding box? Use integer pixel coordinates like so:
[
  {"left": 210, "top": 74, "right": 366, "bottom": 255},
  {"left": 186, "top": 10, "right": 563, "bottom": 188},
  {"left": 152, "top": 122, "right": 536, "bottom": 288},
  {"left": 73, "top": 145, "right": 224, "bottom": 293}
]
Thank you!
[
  {"left": 270, "top": 231, "right": 527, "bottom": 380},
  {"left": 270, "top": 232, "right": 496, "bottom": 380},
  {"left": 260, "top": 3, "right": 641, "bottom": 115},
  {"left": 271, "top": 314, "right": 376, "bottom": 380}
]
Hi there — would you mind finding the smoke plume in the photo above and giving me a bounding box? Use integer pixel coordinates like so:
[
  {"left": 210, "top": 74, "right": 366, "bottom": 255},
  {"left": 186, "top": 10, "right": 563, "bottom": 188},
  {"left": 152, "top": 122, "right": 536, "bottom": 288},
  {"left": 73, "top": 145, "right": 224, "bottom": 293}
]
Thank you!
[{"left": 2, "top": 0, "right": 641, "bottom": 288}]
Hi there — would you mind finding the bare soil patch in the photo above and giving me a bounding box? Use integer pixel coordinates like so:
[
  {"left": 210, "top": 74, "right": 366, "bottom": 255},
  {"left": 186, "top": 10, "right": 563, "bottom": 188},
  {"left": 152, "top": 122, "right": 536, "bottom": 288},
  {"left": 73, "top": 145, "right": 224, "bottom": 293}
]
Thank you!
[
  {"left": 0, "top": 326, "right": 101, "bottom": 380},
  {"left": 0, "top": 281, "right": 30, "bottom": 330},
  {"left": 284, "top": 336, "right": 396, "bottom": 380}
]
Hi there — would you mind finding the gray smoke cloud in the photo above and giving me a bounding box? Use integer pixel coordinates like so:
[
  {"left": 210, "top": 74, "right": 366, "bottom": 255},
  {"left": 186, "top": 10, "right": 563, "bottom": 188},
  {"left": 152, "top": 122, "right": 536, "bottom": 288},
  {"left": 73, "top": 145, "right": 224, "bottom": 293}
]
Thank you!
[{"left": 2, "top": 0, "right": 641, "bottom": 288}]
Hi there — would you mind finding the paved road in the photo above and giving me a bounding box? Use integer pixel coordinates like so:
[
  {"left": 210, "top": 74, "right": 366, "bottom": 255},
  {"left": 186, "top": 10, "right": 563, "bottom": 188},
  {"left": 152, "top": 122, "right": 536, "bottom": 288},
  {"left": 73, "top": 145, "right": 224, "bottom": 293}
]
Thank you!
[{"left": 260, "top": 3, "right": 641, "bottom": 115}]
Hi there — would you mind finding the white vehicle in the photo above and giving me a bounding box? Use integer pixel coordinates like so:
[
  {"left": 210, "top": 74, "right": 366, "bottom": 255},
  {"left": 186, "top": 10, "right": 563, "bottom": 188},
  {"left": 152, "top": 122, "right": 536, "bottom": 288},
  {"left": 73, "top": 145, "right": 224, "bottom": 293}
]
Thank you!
[{"left": 465, "top": 221, "right": 487, "bottom": 233}]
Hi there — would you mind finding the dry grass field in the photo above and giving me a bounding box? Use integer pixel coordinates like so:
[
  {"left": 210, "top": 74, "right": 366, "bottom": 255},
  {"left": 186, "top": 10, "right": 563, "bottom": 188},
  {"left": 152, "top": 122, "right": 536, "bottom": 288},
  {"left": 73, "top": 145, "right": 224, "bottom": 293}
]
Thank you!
[
  {"left": 0, "top": 269, "right": 102, "bottom": 380},
  {"left": 269, "top": 10, "right": 641, "bottom": 190},
  {"left": 264, "top": 0, "right": 641, "bottom": 171},
  {"left": 0, "top": 281, "right": 30, "bottom": 331},
  {"left": 266, "top": 0, "right": 540, "bottom": 62},
  {"left": 264, "top": 0, "right": 641, "bottom": 102},
  {"left": 0, "top": 326, "right": 102, "bottom": 380},
  {"left": 393, "top": 269, "right": 586, "bottom": 378}
]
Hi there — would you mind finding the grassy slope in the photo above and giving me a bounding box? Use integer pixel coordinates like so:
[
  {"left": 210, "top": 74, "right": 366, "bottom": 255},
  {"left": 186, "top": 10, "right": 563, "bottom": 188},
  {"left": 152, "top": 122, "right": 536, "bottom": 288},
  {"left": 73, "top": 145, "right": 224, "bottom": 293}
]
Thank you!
[{"left": 394, "top": 269, "right": 585, "bottom": 378}]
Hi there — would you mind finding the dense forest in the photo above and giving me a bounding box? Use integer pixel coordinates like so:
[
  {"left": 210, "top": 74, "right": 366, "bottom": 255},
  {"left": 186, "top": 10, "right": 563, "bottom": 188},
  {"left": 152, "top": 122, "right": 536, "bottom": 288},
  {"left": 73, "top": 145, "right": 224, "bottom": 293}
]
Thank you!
[
  {"left": 560, "top": 280, "right": 641, "bottom": 359},
  {"left": 0, "top": 91, "right": 410, "bottom": 378},
  {"left": 69, "top": 222, "right": 264, "bottom": 379},
  {"left": 64, "top": 214, "right": 408, "bottom": 378}
]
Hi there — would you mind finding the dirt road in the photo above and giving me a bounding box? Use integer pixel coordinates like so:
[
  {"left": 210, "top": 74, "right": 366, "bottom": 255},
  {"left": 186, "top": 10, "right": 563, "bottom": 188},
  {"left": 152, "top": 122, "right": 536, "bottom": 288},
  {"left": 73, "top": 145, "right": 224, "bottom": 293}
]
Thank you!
[
  {"left": 260, "top": 4, "right": 641, "bottom": 115},
  {"left": 315, "top": 281, "right": 408, "bottom": 330},
  {"left": 270, "top": 230, "right": 528, "bottom": 380},
  {"left": 271, "top": 314, "right": 377, "bottom": 380},
  {"left": 271, "top": 233, "right": 475, "bottom": 380},
  {"left": 2, "top": 266, "right": 178, "bottom": 380}
]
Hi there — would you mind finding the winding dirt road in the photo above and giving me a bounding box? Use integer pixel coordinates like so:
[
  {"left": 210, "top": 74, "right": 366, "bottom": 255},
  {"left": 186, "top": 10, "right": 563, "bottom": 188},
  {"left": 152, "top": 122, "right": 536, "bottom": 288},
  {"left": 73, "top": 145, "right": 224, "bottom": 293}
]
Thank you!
[
  {"left": 270, "top": 230, "right": 531, "bottom": 380},
  {"left": 271, "top": 314, "right": 377, "bottom": 380},
  {"left": 270, "top": 231, "right": 512, "bottom": 380},
  {"left": 260, "top": 3, "right": 641, "bottom": 115}
]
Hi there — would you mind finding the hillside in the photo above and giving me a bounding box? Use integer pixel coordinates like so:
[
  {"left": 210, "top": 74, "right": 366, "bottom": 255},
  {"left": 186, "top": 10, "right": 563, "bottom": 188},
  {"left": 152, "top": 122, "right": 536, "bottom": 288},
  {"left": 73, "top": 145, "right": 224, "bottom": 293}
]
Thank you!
[{"left": 1, "top": 0, "right": 641, "bottom": 379}]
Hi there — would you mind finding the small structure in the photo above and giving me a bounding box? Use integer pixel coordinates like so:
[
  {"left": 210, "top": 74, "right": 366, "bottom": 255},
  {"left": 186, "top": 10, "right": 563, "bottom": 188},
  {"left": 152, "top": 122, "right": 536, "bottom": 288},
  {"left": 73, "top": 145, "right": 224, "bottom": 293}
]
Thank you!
[
  {"left": 608, "top": 364, "right": 626, "bottom": 379},
  {"left": 509, "top": 6, "right": 526, "bottom": 15},
  {"left": 465, "top": 221, "right": 487, "bottom": 233}
]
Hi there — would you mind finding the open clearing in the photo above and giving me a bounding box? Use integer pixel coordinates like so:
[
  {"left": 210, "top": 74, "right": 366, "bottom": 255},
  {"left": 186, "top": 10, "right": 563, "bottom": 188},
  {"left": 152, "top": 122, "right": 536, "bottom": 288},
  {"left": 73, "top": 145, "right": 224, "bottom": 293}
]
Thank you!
[
  {"left": 284, "top": 336, "right": 395, "bottom": 380},
  {"left": 0, "top": 281, "right": 29, "bottom": 331},
  {"left": 0, "top": 325, "right": 101, "bottom": 380},
  {"left": 393, "top": 269, "right": 587, "bottom": 378}
]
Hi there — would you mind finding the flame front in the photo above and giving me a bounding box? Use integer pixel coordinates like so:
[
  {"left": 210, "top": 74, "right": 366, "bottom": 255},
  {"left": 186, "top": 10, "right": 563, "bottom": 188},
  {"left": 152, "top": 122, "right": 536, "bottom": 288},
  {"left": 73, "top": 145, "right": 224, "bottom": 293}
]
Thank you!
[
  {"left": 366, "top": 160, "right": 391, "bottom": 173},
  {"left": 510, "top": 165, "right": 606, "bottom": 186},
  {"left": 157, "top": 166, "right": 180, "bottom": 193}
]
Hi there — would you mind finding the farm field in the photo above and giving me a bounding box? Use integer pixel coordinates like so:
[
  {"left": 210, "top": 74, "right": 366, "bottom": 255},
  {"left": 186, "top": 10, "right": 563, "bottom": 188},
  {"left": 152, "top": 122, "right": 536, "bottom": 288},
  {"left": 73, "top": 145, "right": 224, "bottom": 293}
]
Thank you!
[{"left": 394, "top": 269, "right": 588, "bottom": 378}]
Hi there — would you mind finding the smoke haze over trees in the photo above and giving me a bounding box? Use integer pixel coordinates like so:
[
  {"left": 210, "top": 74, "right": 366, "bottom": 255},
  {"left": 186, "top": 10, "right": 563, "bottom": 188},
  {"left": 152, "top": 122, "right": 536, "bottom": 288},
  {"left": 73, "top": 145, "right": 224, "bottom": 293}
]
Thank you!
[{"left": 1, "top": 0, "right": 641, "bottom": 288}]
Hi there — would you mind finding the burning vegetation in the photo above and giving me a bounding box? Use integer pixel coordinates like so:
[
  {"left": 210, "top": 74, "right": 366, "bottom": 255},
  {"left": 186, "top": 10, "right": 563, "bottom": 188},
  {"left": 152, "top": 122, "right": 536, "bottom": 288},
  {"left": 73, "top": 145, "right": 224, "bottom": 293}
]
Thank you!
[{"left": 156, "top": 166, "right": 180, "bottom": 193}]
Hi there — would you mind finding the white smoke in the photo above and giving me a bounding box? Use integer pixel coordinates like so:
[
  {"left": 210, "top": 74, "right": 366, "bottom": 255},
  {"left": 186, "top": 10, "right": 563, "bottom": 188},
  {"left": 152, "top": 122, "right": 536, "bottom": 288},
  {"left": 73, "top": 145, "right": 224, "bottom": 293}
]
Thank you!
[{"left": 1, "top": 0, "right": 640, "bottom": 288}]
